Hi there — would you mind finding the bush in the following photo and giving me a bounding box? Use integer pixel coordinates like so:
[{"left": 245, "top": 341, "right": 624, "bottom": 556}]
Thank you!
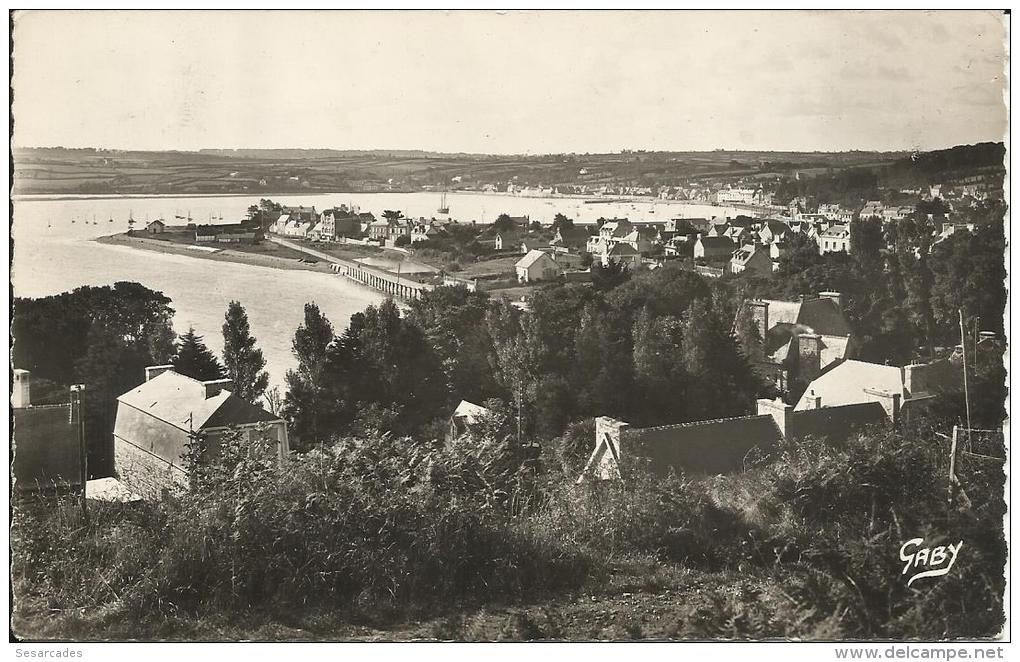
[
  {"left": 13, "top": 428, "right": 594, "bottom": 630},
  {"left": 12, "top": 416, "right": 1005, "bottom": 640}
]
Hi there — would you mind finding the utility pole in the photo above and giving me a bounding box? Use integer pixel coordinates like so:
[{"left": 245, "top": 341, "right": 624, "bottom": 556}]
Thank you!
[
  {"left": 973, "top": 316, "right": 980, "bottom": 363},
  {"left": 959, "top": 309, "right": 972, "bottom": 447}
]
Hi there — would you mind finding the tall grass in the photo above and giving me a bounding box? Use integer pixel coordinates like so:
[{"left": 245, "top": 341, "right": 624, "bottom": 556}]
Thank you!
[{"left": 12, "top": 418, "right": 1005, "bottom": 640}]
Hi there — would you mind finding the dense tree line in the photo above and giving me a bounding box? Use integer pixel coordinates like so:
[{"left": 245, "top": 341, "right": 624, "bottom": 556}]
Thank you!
[{"left": 281, "top": 262, "right": 765, "bottom": 448}]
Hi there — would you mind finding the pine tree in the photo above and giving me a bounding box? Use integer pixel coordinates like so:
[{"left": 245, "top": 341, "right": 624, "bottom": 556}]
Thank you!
[
  {"left": 173, "top": 327, "right": 226, "bottom": 382},
  {"left": 221, "top": 301, "right": 269, "bottom": 403}
]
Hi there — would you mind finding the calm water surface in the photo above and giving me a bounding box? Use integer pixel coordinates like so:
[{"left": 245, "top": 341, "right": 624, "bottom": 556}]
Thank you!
[{"left": 12, "top": 193, "right": 740, "bottom": 388}]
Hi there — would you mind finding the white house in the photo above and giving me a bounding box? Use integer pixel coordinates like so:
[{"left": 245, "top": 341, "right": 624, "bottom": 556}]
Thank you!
[
  {"left": 515, "top": 250, "right": 563, "bottom": 283},
  {"left": 817, "top": 224, "right": 851, "bottom": 254}
]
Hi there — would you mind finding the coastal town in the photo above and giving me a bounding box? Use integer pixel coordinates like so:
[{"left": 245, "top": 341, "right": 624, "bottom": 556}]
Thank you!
[
  {"left": 12, "top": 139, "right": 1008, "bottom": 642},
  {"left": 9, "top": 9, "right": 1009, "bottom": 648}
]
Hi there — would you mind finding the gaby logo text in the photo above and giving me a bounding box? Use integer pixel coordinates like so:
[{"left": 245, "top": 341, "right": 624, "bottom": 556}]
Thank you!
[{"left": 899, "top": 538, "right": 963, "bottom": 587}]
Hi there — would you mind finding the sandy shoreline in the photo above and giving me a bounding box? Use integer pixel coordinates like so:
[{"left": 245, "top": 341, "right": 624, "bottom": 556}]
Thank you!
[{"left": 94, "top": 233, "right": 337, "bottom": 274}]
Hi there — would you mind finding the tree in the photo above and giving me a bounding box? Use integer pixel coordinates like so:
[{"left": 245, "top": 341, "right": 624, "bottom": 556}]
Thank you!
[
  {"left": 173, "top": 327, "right": 226, "bottom": 381},
  {"left": 283, "top": 303, "right": 337, "bottom": 446},
  {"left": 487, "top": 298, "right": 541, "bottom": 442},
  {"left": 631, "top": 307, "right": 686, "bottom": 426},
  {"left": 394, "top": 234, "right": 411, "bottom": 247},
  {"left": 681, "top": 298, "right": 759, "bottom": 420},
  {"left": 894, "top": 212, "right": 939, "bottom": 359},
  {"left": 221, "top": 301, "right": 269, "bottom": 403},
  {"left": 551, "top": 213, "right": 574, "bottom": 235},
  {"left": 493, "top": 213, "right": 515, "bottom": 233},
  {"left": 383, "top": 210, "right": 404, "bottom": 223},
  {"left": 851, "top": 217, "right": 884, "bottom": 264},
  {"left": 929, "top": 225, "right": 1006, "bottom": 341},
  {"left": 13, "top": 282, "right": 177, "bottom": 477},
  {"left": 331, "top": 299, "right": 445, "bottom": 435},
  {"left": 590, "top": 259, "right": 630, "bottom": 292},
  {"left": 406, "top": 285, "right": 500, "bottom": 403},
  {"left": 75, "top": 324, "right": 151, "bottom": 476}
]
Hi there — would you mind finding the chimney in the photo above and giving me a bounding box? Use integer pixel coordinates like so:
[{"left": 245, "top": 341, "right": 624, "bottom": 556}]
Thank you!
[
  {"left": 202, "top": 379, "right": 234, "bottom": 399},
  {"left": 902, "top": 363, "right": 928, "bottom": 396},
  {"left": 818, "top": 291, "right": 844, "bottom": 307},
  {"left": 576, "top": 416, "right": 633, "bottom": 482},
  {"left": 746, "top": 299, "right": 770, "bottom": 336},
  {"left": 803, "top": 389, "right": 822, "bottom": 410},
  {"left": 757, "top": 398, "right": 793, "bottom": 438},
  {"left": 145, "top": 365, "right": 175, "bottom": 382},
  {"left": 797, "top": 333, "right": 823, "bottom": 382},
  {"left": 12, "top": 369, "right": 30, "bottom": 408}
]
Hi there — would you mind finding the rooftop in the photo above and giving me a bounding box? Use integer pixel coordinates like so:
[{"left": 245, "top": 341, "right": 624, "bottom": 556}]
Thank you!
[{"left": 117, "top": 370, "right": 279, "bottom": 432}]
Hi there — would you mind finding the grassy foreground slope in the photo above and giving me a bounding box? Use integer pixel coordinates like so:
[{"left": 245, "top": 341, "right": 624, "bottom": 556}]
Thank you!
[{"left": 12, "top": 414, "right": 1005, "bottom": 641}]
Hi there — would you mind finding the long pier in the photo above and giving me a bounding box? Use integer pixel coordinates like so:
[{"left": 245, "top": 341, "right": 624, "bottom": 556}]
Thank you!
[{"left": 268, "top": 236, "right": 434, "bottom": 301}]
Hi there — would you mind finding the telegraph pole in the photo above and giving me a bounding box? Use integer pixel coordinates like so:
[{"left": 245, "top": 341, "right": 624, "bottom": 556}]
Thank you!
[{"left": 959, "top": 310, "right": 972, "bottom": 445}]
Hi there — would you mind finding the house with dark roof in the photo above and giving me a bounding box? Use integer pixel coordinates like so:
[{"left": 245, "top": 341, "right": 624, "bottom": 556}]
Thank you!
[
  {"left": 694, "top": 235, "right": 736, "bottom": 261},
  {"left": 729, "top": 245, "right": 772, "bottom": 276},
  {"left": 603, "top": 241, "right": 641, "bottom": 267},
  {"left": 550, "top": 226, "right": 591, "bottom": 252},
  {"left": 578, "top": 395, "right": 891, "bottom": 483},
  {"left": 756, "top": 219, "right": 790, "bottom": 245},
  {"left": 12, "top": 369, "right": 84, "bottom": 493},
  {"left": 578, "top": 414, "right": 784, "bottom": 481},
  {"left": 741, "top": 292, "right": 856, "bottom": 395},
  {"left": 320, "top": 207, "right": 365, "bottom": 240},
  {"left": 494, "top": 231, "right": 523, "bottom": 251},
  {"left": 113, "top": 366, "right": 288, "bottom": 497},
  {"left": 520, "top": 238, "right": 553, "bottom": 254},
  {"left": 281, "top": 206, "right": 318, "bottom": 224}
]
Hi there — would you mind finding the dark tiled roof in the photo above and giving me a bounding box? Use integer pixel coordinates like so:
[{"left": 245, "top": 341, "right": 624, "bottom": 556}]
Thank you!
[
  {"left": 797, "top": 298, "right": 851, "bottom": 337},
  {"left": 203, "top": 394, "right": 282, "bottom": 428},
  {"left": 698, "top": 236, "right": 736, "bottom": 249},
  {"left": 629, "top": 414, "right": 783, "bottom": 475},
  {"left": 556, "top": 227, "right": 592, "bottom": 246},
  {"left": 786, "top": 402, "right": 887, "bottom": 442},
  {"left": 13, "top": 405, "right": 81, "bottom": 490}
]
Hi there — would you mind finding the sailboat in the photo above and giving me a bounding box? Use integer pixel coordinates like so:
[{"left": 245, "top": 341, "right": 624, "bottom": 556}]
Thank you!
[
  {"left": 174, "top": 207, "right": 186, "bottom": 220},
  {"left": 437, "top": 192, "right": 449, "bottom": 215}
]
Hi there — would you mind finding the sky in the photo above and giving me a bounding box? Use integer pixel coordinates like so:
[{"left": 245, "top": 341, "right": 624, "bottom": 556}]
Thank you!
[{"left": 11, "top": 10, "right": 1009, "bottom": 154}]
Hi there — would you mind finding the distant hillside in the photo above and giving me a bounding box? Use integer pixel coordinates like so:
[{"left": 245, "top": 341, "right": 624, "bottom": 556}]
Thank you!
[
  {"left": 10, "top": 144, "right": 992, "bottom": 197},
  {"left": 884, "top": 142, "right": 1005, "bottom": 186}
]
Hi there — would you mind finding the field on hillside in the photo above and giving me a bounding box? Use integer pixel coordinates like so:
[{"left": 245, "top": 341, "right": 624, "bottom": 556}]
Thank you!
[{"left": 13, "top": 147, "right": 909, "bottom": 196}]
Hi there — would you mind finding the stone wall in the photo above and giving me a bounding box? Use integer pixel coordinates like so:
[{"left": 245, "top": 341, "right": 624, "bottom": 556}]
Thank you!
[{"left": 114, "top": 437, "right": 188, "bottom": 499}]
